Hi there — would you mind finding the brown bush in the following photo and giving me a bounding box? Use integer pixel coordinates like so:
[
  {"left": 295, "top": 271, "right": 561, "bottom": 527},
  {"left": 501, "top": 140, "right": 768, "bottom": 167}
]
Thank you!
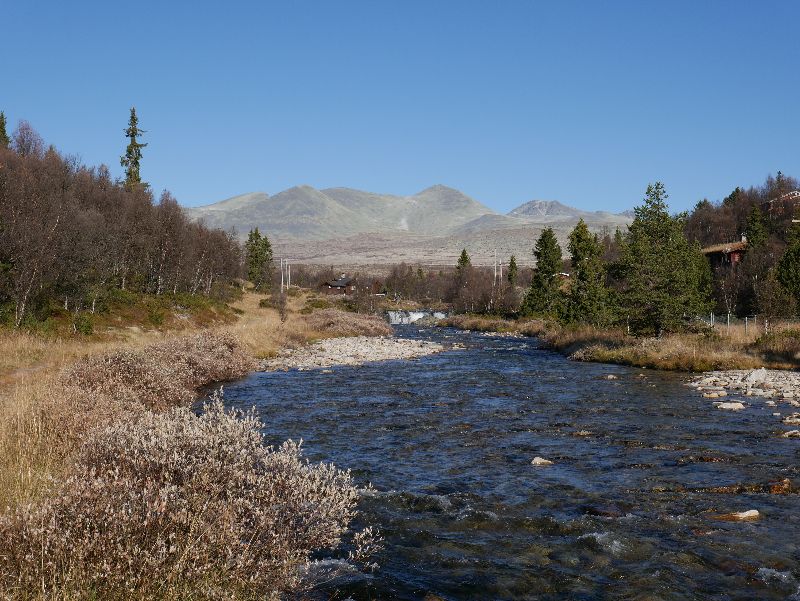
[
  {"left": 753, "top": 328, "right": 800, "bottom": 364},
  {"left": 61, "top": 332, "right": 256, "bottom": 410},
  {"left": 303, "top": 309, "right": 392, "bottom": 338},
  {"left": 0, "top": 397, "right": 375, "bottom": 599}
]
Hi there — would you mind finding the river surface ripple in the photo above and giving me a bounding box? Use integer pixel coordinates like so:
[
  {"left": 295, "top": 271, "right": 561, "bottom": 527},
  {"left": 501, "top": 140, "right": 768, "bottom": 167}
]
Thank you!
[{"left": 220, "top": 327, "right": 800, "bottom": 600}]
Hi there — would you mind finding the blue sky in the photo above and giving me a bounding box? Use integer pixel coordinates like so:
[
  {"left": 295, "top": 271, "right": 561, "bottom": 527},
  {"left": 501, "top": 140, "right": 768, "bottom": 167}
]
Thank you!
[{"left": 3, "top": 1, "right": 798, "bottom": 213}]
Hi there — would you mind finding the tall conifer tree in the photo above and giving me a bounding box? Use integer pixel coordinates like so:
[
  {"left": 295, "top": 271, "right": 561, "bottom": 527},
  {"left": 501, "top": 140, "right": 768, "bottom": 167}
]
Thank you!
[
  {"left": 745, "top": 205, "right": 768, "bottom": 248},
  {"left": 456, "top": 248, "right": 471, "bottom": 273},
  {"left": 120, "top": 107, "right": 147, "bottom": 188},
  {"left": 245, "top": 228, "right": 274, "bottom": 291},
  {"left": 616, "top": 182, "right": 711, "bottom": 335},
  {"left": 507, "top": 255, "right": 518, "bottom": 286},
  {"left": 522, "top": 227, "right": 562, "bottom": 315},
  {"left": 564, "top": 219, "right": 611, "bottom": 326},
  {"left": 0, "top": 112, "right": 9, "bottom": 148}
]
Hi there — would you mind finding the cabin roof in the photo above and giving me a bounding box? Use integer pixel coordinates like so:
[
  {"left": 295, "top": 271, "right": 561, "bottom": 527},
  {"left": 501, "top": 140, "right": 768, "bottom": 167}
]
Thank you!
[
  {"left": 325, "top": 276, "right": 353, "bottom": 287},
  {"left": 701, "top": 240, "right": 748, "bottom": 255}
]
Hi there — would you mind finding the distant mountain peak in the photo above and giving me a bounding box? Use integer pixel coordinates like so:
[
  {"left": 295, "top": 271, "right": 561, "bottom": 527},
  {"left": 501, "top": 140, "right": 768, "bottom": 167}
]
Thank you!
[{"left": 508, "top": 199, "right": 584, "bottom": 218}]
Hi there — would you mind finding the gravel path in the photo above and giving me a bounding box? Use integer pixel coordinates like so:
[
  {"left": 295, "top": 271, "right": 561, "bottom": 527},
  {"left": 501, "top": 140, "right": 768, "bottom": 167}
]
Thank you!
[{"left": 260, "top": 336, "right": 446, "bottom": 371}]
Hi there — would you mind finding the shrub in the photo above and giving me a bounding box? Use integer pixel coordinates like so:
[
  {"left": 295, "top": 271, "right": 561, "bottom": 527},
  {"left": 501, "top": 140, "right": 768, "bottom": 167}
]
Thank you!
[
  {"left": 62, "top": 332, "right": 256, "bottom": 410},
  {"left": 304, "top": 309, "right": 392, "bottom": 337},
  {"left": 72, "top": 312, "right": 94, "bottom": 335},
  {"left": 0, "top": 397, "right": 374, "bottom": 599},
  {"left": 754, "top": 328, "right": 800, "bottom": 364}
]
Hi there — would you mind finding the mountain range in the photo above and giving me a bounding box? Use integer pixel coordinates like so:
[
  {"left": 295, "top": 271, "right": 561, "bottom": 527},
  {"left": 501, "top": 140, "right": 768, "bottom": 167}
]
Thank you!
[{"left": 184, "top": 185, "right": 632, "bottom": 266}]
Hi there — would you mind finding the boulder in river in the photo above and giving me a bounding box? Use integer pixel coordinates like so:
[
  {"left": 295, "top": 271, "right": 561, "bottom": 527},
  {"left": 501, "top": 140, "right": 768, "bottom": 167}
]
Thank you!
[
  {"left": 713, "top": 509, "right": 760, "bottom": 522},
  {"left": 744, "top": 368, "right": 768, "bottom": 384},
  {"left": 531, "top": 457, "right": 553, "bottom": 466},
  {"left": 782, "top": 430, "right": 800, "bottom": 438},
  {"left": 714, "top": 401, "right": 745, "bottom": 411},
  {"left": 782, "top": 413, "right": 800, "bottom": 425}
]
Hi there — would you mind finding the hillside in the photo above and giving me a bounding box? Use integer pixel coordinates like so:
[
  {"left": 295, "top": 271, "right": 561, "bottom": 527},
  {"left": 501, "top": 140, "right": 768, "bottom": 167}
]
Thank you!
[{"left": 184, "top": 185, "right": 632, "bottom": 265}]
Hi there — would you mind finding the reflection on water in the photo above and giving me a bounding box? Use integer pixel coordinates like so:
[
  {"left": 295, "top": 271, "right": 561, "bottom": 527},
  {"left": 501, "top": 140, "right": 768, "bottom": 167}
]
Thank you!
[{"left": 220, "top": 328, "right": 800, "bottom": 600}]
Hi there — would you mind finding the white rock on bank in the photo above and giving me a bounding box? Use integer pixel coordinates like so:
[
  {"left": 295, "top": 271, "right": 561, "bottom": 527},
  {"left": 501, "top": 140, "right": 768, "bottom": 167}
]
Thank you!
[{"left": 744, "top": 368, "right": 768, "bottom": 384}]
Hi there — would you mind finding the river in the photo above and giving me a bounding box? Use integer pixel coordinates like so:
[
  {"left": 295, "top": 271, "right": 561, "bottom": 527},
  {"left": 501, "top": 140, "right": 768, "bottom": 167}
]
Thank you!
[{"left": 220, "top": 327, "right": 800, "bottom": 600}]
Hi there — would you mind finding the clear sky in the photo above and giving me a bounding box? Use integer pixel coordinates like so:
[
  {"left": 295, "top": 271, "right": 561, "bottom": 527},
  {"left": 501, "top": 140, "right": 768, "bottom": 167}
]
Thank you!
[{"left": 4, "top": 1, "right": 798, "bottom": 213}]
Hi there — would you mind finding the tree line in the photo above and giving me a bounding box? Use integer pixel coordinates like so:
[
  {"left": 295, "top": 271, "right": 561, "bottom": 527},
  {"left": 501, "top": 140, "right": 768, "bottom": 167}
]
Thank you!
[
  {"left": 0, "top": 111, "right": 242, "bottom": 327},
  {"left": 373, "top": 175, "right": 800, "bottom": 335},
  {"left": 684, "top": 172, "right": 800, "bottom": 320}
]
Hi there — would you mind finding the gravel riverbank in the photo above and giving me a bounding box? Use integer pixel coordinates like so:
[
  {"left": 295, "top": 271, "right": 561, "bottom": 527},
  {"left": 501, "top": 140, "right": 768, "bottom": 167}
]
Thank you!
[
  {"left": 259, "top": 336, "right": 446, "bottom": 371},
  {"left": 688, "top": 368, "right": 800, "bottom": 435}
]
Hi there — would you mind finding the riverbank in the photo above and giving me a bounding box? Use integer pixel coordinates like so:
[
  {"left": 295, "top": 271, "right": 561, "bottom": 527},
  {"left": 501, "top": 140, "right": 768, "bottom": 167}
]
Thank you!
[
  {"left": 0, "top": 293, "right": 391, "bottom": 598},
  {"left": 262, "top": 336, "right": 445, "bottom": 370},
  {"left": 438, "top": 314, "right": 800, "bottom": 372}
]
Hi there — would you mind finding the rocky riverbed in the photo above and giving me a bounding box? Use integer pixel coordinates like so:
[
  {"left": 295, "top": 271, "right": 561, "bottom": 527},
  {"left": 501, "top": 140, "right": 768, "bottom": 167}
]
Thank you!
[
  {"left": 260, "top": 336, "right": 446, "bottom": 371},
  {"left": 689, "top": 367, "right": 800, "bottom": 435}
]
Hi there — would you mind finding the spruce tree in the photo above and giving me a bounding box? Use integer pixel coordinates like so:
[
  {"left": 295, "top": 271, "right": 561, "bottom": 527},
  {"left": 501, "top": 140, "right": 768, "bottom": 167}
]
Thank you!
[
  {"left": 245, "top": 228, "right": 274, "bottom": 291},
  {"left": 0, "top": 112, "right": 9, "bottom": 148},
  {"left": 616, "top": 182, "right": 711, "bottom": 336},
  {"left": 777, "top": 216, "right": 800, "bottom": 305},
  {"left": 456, "top": 249, "right": 471, "bottom": 274},
  {"left": 564, "top": 219, "right": 611, "bottom": 326},
  {"left": 507, "top": 254, "right": 518, "bottom": 286},
  {"left": 120, "top": 107, "right": 147, "bottom": 188},
  {"left": 745, "top": 205, "right": 768, "bottom": 248},
  {"left": 522, "top": 227, "right": 563, "bottom": 315}
]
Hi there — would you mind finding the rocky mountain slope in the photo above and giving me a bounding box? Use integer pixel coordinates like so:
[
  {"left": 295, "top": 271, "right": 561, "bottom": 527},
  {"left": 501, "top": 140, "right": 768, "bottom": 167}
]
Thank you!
[{"left": 184, "top": 185, "right": 632, "bottom": 266}]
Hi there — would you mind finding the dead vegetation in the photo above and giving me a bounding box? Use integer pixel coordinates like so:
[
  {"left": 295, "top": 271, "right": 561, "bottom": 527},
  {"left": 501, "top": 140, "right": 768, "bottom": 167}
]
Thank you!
[
  {"left": 0, "top": 291, "right": 385, "bottom": 598},
  {"left": 439, "top": 314, "right": 800, "bottom": 371},
  {"left": 0, "top": 396, "right": 372, "bottom": 600},
  {"left": 302, "top": 308, "right": 393, "bottom": 338}
]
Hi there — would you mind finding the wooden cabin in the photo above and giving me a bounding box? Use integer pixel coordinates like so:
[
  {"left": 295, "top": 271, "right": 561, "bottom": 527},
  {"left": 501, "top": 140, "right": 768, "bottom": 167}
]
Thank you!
[
  {"left": 321, "top": 274, "right": 355, "bottom": 295},
  {"left": 702, "top": 238, "right": 748, "bottom": 269}
]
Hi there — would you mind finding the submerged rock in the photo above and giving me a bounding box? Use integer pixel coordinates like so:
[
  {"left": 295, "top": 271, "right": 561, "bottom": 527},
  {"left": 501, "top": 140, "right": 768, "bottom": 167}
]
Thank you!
[{"left": 531, "top": 457, "right": 554, "bottom": 466}]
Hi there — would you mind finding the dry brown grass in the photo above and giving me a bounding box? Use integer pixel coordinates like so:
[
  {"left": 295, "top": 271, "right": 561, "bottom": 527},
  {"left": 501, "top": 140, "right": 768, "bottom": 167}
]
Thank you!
[
  {"left": 302, "top": 308, "right": 393, "bottom": 338},
  {"left": 439, "top": 314, "right": 800, "bottom": 372},
  {"left": 0, "top": 292, "right": 386, "bottom": 598},
  {"left": 439, "top": 314, "right": 547, "bottom": 336}
]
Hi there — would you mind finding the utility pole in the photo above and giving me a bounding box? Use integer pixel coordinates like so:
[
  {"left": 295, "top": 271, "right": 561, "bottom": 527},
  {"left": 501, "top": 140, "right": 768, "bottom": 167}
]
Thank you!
[
  {"left": 287, "top": 260, "right": 291, "bottom": 290},
  {"left": 280, "top": 258, "right": 284, "bottom": 292},
  {"left": 494, "top": 249, "right": 497, "bottom": 287}
]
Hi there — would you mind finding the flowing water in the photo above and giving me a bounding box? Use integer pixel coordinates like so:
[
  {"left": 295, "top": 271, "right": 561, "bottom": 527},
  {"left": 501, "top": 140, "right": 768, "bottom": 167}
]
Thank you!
[{"left": 219, "top": 328, "right": 800, "bottom": 600}]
